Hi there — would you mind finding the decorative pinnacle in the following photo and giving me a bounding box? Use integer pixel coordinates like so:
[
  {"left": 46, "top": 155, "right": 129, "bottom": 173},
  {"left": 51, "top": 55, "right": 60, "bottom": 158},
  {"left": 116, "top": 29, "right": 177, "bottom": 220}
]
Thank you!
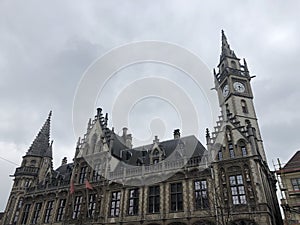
[{"left": 206, "top": 128, "right": 210, "bottom": 138}]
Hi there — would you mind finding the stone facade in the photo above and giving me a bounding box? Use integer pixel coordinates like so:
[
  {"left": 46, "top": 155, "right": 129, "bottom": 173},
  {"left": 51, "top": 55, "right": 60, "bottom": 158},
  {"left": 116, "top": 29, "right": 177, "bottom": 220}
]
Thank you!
[
  {"left": 276, "top": 151, "right": 300, "bottom": 225},
  {"left": 1, "top": 31, "right": 283, "bottom": 225}
]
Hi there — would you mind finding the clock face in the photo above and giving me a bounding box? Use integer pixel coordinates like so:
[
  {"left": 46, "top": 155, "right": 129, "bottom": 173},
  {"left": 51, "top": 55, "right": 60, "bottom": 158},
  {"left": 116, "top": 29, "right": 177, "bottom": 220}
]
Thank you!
[
  {"left": 233, "top": 82, "right": 245, "bottom": 93},
  {"left": 222, "top": 84, "right": 229, "bottom": 97}
]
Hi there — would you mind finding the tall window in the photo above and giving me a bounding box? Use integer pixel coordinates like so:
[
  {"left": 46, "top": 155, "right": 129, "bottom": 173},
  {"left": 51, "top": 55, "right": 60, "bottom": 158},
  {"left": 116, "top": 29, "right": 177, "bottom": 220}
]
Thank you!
[
  {"left": 56, "top": 199, "right": 66, "bottom": 222},
  {"left": 73, "top": 196, "right": 82, "bottom": 219},
  {"left": 148, "top": 186, "right": 160, "bottom": 213},
  {"left": 44, "top": 200, "right": 54, "bottom": 223},
  {"left": 291, "top": 178, "right": 300, "bottom": 191},
  {"left": 240, "top": 142, "right": 247, "bottom": 156},
  {"left": 241, "top": 100, "right": 248, "bottom": 113},
  {"left": 170, "top": 183, "right": 183, "bottom": 211},
  {"left": 24, "top": 179, "right": 30, "bottom": 188},
  {"left": 31, "top": 202, "right": 42, "bottom": 224},
  {"left": 21, "top": 204, "right": 31, "bottom": 225},
  {"left": 110, "top": 191, "right": 121, "bottom": 217},
  {"left": 194, "top": 180, "right": 209, "bottom": 209},
  {"left": 229, "top": 143, "right": 235, "bottom": 158},
  {"left": 88, "top": 194, "right": 97, "bottom": 218},
  {"left": 13, "top": 198, "right": 23, "bottom": 225},
  {"left": 79, "top": 166, "right": 87, "bottom": 184},
  {"left": 229, "top": 175, "right": 247, "bottom": 205},
  {"left": 218, "top": 150, "right": 223, "bottom": 160},
  {"left": 92, "top": 163, "right": 101, "bottom": 181},
  {"left": 128, "top": 188, "right": 139, "bottom": 215}
]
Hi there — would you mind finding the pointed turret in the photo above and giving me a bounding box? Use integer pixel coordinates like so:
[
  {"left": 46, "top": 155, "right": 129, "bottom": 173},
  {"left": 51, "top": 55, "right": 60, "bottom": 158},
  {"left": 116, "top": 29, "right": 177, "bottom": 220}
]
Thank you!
[
  {"left": 220, "top": 30, "right": 238, "bottom": 61},
  {"left": 26, "top": 111, "right": 52, "bottom": 157}
]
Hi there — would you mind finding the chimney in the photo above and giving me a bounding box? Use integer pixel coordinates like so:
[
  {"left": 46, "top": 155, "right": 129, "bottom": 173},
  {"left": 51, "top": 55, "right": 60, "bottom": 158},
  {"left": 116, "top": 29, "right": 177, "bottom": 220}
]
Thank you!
[
  {"left": 173, "top": 129, "right": 180, "bottom": 139},
  {"left": 97, "top": 108, "right": 102, "bottom": 117},
  {"left": 61, "top": 157, "right": 67, "bottom": 166},
  {"left": 122, "top": 127, "right": 128, "bottom": 138},
  {"left": 153, "top": 135, "right": 159, "bottom": 143}
]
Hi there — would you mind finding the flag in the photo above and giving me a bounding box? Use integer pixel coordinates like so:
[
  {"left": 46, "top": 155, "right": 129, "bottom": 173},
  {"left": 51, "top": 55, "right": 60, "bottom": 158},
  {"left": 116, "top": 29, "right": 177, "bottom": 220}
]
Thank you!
[
  {"left": 70, "top": 179, "right": 75, "bottom": 194},
  {"left": 85, "top": 179, "right": 93, "bottom": 190}
]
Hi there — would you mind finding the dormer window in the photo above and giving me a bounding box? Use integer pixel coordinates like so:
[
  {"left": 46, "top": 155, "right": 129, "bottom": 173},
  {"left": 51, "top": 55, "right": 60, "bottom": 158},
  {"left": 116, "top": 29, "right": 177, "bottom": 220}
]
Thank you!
[
  {"left": 151, "top": 148, "right": 161, "bottom": 164},
  {"left": 125, "top": 151, "right": 132, "bottom": 160},
  {"left": 153, "top": 149, "right": 159, "bottom": 156}
]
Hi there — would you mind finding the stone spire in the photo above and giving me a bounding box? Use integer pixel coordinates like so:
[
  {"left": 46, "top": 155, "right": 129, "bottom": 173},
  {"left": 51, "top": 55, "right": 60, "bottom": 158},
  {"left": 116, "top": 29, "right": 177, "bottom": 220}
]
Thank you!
[
  {"left": 220, "top": 30, "right": 238, "bottom": 61},
  {"left": 26, "top": 111, "right": 52, "bottom": 157}
]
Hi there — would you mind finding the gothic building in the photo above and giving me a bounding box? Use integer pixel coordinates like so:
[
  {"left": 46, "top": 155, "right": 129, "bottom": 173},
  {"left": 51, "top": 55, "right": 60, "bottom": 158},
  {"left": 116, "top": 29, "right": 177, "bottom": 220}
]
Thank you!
[
  {"left": 276, "top": 151, "right": 300, "bottom": 224},
  {"left": 1, "top": 31, "right": 283, "bottom": 225}
]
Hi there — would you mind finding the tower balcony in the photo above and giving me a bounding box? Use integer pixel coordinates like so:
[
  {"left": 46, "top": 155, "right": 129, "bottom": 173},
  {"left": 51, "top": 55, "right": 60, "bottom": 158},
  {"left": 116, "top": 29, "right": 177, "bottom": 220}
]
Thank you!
[
  {"left": 14, "top": 166, "right": 39, "bottom": 176},
  {"left": 215, "top": 67, "right": 249, "bottom": 83}
]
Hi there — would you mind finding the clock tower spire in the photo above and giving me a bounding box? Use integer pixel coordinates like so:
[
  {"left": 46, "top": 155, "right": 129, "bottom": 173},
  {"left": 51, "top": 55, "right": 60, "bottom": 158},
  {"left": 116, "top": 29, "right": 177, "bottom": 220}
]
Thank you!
[{"left": 213, "top": 30, "right": 266, "bottom": 161}]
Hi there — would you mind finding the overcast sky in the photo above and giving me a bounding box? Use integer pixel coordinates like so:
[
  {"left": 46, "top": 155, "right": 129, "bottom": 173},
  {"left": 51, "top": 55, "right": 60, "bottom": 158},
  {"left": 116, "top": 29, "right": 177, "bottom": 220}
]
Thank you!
[{"left": 1, "top": 1, "right": 300, "bottom": 211}]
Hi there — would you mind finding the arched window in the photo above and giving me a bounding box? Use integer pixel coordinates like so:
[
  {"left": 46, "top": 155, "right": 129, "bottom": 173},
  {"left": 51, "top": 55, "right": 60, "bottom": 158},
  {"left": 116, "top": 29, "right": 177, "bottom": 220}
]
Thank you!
[
  {"left": 152, "top": 148, "right": 160, "bottom": 164},
  {"left": 241, "top": 100, "right": 248, "bottom": 113},
  {"left": 239, "top": 141, "right": 247, "bottom": 156},
  {"left": 153, "top": 149, "right": 159, "bottom": 156}
]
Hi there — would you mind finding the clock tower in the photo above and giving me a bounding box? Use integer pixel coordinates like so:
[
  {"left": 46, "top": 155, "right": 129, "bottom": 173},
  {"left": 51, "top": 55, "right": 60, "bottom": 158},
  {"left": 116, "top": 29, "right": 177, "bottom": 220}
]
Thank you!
[
  {"left": 206, "top": 31, "right": 283, "bottom": 225},
  {"left": 213, "top": 30, "right": 266, "bottom": 161}
]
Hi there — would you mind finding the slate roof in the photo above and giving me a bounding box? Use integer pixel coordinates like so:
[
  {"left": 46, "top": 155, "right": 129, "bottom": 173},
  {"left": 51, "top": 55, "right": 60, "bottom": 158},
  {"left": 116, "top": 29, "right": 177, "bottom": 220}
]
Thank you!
[
  {"left": 54, "top": 163, "right": 73, "bottom": 181},
  {"left": 112, "top": 135, "right": 206, "bottom": 167},
  {"left": 26, "top": 111, "right": 52, "bottom": 158},
  {"left": 220, "top": 30, "right": 238, "bottom": 61},
  {"left": 282, "top": 151, "right": 300, "bottom": 172}
]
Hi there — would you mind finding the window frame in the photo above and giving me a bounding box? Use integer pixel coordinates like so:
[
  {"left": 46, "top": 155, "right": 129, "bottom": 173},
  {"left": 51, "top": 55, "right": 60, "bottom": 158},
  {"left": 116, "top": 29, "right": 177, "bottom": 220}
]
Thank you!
[
  {"left": 72, "top": 196, "right": 83, "bottom": 219},
  {"left": 79, "top": 166, "right": 88, "bottom": 184},
  {"left": 170, "top": 182, "right": 183, "bottom": 212},
  {"left": 291, "top": 178, "right": 300, "bottom": 191},
  {"left": 31, "top": 202, "right": 43, "bottom": 224},
  {"left": 87, "top": 194, "right": 97, "bottom": 218},
  {"left": 194, "top": 180, "right": 209, "bottom": 209},
  {"left": 110, "top": 191, "right": 121, "bottom": 217},
  {"left": 92, "top": 163, "right": 101, "bottom": 182},
  {"left": 44, "top": 200, "right": 54, "bottom": 223},
  {"left": 128, "top": 188, "right": 139, "bottom": 215},
  {"left": 13, "top": 198, "right": 23, "bottom": 225},
  {"left": 20, "top": 203, "right": 31, "bottom": 225},
  {"left": 229, "top": 143, "right": 235, "bottom": 158},
  {"left": 241, "top": 100, "right": 248, "bottom": 114},
  {"left": 148, "top": 185, "right": 160, "bottom": 214},
  {"left": 229, "top": 175, "right": 247, "bottom": 205},
  {"left": 56, "top": 199, "right": 66, "bottom": 222}
]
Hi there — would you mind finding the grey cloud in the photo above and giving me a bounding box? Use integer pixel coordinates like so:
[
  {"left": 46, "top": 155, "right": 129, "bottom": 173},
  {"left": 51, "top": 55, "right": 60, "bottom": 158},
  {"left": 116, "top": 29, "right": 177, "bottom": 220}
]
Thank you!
[{"left": 1, "top": 0, "right": 300, "bottom": 210}]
